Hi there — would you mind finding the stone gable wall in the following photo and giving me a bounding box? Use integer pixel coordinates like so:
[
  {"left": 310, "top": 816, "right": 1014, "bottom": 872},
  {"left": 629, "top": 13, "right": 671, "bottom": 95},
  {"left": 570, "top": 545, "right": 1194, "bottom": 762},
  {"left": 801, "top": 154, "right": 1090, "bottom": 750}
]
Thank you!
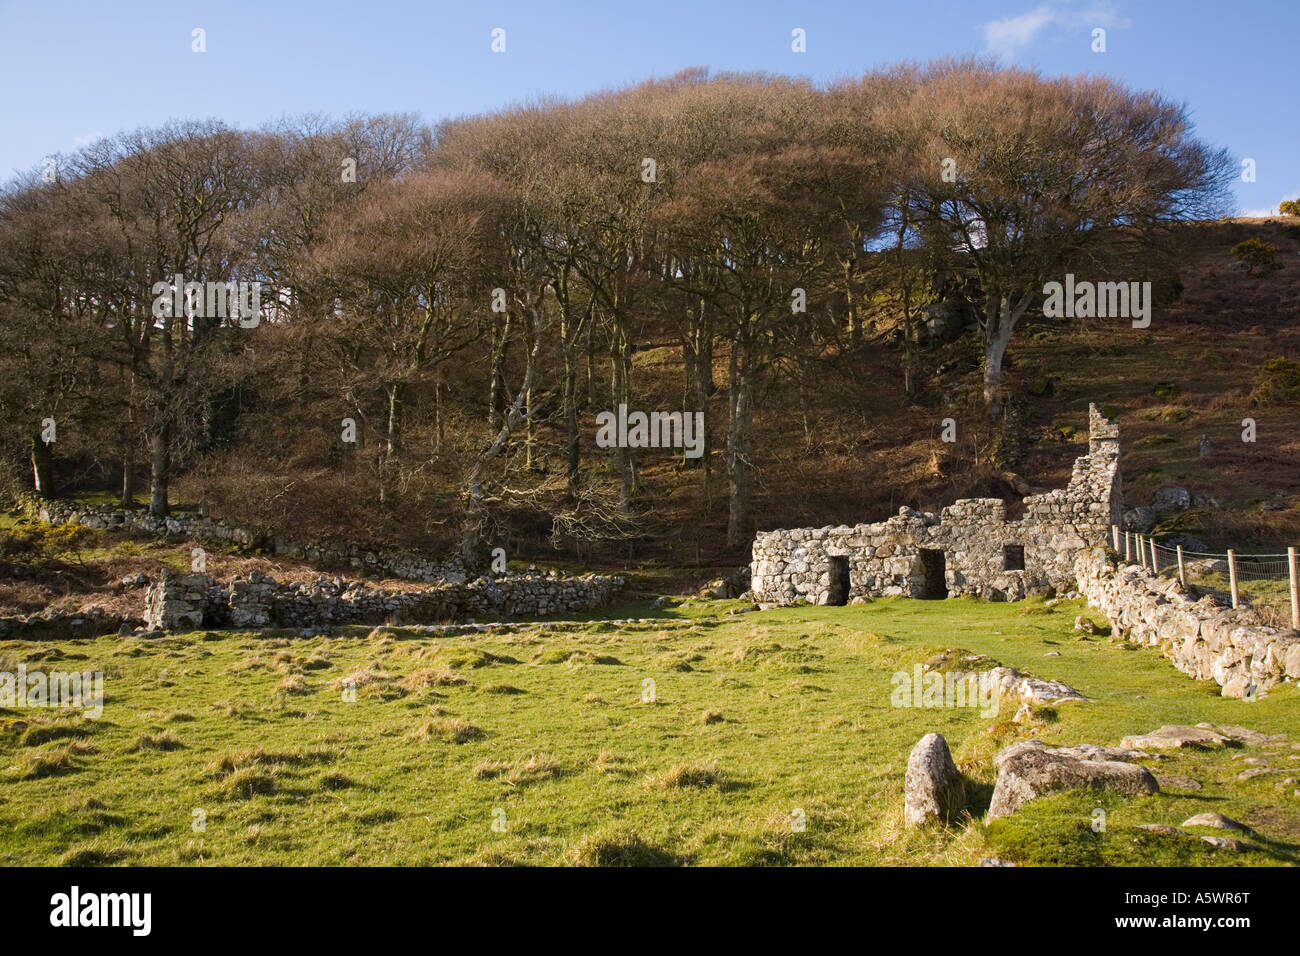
[{"left": 751, "top": 404, "right": 1122, "bottom": 605}]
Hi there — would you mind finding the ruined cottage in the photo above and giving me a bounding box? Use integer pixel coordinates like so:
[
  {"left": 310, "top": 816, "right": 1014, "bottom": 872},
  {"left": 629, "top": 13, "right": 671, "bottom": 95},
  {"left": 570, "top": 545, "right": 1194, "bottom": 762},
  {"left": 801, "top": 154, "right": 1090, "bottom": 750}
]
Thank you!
[{"left": 750, "top": 404, "right": 1123, "bottom": 605}]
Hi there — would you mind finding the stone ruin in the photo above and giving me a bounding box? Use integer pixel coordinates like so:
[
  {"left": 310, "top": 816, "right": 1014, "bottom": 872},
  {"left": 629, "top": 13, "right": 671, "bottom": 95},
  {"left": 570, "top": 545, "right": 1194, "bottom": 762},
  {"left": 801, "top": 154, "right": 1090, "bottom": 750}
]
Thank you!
[
  {"left": 143, "top": 569, "right": 624, "bottom": 632},
  {"left": 751, "top": 404, "right": 1123, "bottom": 605}
]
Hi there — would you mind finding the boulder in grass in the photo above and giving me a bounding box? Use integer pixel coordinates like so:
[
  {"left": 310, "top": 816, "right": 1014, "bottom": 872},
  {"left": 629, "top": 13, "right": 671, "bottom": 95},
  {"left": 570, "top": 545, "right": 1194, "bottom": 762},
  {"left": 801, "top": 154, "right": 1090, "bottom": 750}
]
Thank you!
[
  {"left": 1181, "top": 812, "right": 1253, "bottom": 834},
  {"left": 904, "top": 733, "right": 966, "bottom": 827},
  {"left": 1120, "top": 725, "right": 1231, "bottom": 750},
  {"left": 987, "top": 741, "right": 1159, "bottom": 822}
]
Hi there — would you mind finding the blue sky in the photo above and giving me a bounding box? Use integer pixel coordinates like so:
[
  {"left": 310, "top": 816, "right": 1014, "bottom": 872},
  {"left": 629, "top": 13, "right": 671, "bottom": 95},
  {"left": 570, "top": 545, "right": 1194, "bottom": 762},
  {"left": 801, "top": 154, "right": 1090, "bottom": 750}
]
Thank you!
[{"left": 0, "top": 0, "right": 1295, "bottom": 213}]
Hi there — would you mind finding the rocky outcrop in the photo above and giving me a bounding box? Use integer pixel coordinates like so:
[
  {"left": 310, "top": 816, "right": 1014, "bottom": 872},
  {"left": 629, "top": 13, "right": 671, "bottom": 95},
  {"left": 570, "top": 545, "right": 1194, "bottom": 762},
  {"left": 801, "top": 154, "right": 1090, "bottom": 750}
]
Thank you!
[
  {"left": 904, "top": 733, "right": 966, "bottom": 826},
  {"left": 1075, "top": 547, "right": 1299, "bottom": 696},
  {"left": 1181, "top": 812, "right": 1253, "bottom": 833},
  {"left": 986, "top": 740, "right": 1159, "bottom": 822},
  {"left": 143, "top": 568, "right": 624, "bottom": 632},
  {"left": 986, "top": 667, "right": 1086, "bottom": 703},
  {"left": 1120, "top": 725, "right": 1232, "bottom": 750}
]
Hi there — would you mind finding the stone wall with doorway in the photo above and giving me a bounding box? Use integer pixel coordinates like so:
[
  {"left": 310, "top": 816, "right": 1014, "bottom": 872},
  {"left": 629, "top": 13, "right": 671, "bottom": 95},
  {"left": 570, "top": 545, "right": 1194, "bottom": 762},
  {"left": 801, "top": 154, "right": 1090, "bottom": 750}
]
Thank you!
[{"left": 750, "top": 404, "right": 1123, "bottom": 606}]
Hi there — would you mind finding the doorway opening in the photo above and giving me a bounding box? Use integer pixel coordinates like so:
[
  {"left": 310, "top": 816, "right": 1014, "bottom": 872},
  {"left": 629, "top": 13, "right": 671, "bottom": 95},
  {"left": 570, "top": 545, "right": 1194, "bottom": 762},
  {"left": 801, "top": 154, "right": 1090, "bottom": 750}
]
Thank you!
[
  {"left": 827, "top": 556, "right": 850, "bottom": 606},
  {"left": 1003, "top": 544, "right": 1026, "bottom": 571},
  {"left": 918, "top": 549, "right": 948, "bottom": 599}
]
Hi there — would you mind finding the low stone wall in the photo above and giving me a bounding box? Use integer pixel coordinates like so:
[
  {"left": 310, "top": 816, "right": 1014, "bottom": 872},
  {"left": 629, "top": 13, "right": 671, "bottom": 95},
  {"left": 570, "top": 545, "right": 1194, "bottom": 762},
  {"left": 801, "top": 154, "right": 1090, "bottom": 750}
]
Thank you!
[
  {"left": 0, "top": 606, "right": 143, "bottom": 640},
  {"left": 1074, "top": 547, "right": 1300, "bottom": 697},
  {"left": 20, "top": 496, "right": 467, "bottom": 584},
  {"left": 144, "top": 569, "right": 625, "bottom": 631}
]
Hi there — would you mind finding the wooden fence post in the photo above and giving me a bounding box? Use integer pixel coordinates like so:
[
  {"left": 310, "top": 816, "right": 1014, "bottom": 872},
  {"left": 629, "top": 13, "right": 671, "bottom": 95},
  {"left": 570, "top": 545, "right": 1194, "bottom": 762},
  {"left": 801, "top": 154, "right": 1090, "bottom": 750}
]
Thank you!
[
  {"left": 1289, "top": 546, "right": 1298, "bottom": 631},
  {"left": 1177, "top": 545, "right": 1185, "bottom": 586},
  {"left": 1227, "top": 549, "right": 1239, "bottom": 609},
  {"left": 1124, "top": 531, "right": 1132, "bottom": 562},
  {"left": 1150, "top": 538, "right": 1159, "bottom": 573},
  {"left": 1112, "top": 525, "right": 1120, "bottom": 550}
]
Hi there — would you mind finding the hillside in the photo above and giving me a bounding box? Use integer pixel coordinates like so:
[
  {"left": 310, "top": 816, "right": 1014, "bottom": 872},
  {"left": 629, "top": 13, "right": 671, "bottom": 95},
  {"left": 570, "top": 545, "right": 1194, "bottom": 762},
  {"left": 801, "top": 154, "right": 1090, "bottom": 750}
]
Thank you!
[{"left": 10, "top": 217, "right": 1299, "bottom": 591}]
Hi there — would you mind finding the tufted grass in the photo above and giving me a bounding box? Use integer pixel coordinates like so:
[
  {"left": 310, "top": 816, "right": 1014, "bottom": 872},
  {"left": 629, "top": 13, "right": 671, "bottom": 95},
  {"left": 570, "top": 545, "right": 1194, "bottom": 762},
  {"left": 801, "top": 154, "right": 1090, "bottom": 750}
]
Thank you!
[{"left": 0, "top": 595, "right": 1296, "bottom": 866}]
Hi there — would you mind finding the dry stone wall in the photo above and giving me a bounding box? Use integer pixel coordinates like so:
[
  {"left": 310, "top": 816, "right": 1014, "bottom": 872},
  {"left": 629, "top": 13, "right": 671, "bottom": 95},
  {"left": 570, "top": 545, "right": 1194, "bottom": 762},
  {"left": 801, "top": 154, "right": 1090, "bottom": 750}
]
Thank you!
[
  {"left": 21, "top": 497, "right": 467, "bottom": 584},
  {"left": 1074, "top": 547, "right": 1300, "bottom": 697},
  {"left": 0, "top": 606, "right": 142, "bottom": 640},
  {"left": 751, "top": 404, "right": 1122, "bottom": 605},
  {"left": 144, "top": 569, "right": 624, "bottom": 632}
]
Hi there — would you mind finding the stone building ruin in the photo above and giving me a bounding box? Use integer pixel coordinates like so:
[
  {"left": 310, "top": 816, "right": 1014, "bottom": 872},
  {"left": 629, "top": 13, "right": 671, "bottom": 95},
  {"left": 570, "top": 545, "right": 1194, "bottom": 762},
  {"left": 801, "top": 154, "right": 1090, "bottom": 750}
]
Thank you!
[{"left": 750, "top": 404, "right": 1123, "bottom": 605}]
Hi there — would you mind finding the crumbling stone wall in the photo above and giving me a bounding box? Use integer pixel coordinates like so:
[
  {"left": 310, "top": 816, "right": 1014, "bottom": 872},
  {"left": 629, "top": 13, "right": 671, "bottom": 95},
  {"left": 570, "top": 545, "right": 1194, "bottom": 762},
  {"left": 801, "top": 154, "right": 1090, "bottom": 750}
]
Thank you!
[
  {"left": 751, "top": 404, "right": 1122, "bottom": 605},
  {"left": 143, "top": 569, "right": 624, "bottom": 631},
  {"left": 1074, "top": 548, "right": 1299, "bottom": 698},
  {"left": 144, "top": 573, "right": 230, "bottom": 630},
  {"left": 0, "top": 607, "right": 142, "bottom": 640},
  {"left": 21, "top": 498, "right": 466, "bottom": 584}
]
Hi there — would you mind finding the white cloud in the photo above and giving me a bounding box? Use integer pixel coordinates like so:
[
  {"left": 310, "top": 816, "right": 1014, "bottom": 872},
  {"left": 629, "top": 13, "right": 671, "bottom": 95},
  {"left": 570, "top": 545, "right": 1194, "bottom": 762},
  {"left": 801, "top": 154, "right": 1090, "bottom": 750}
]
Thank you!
[
  {"left": 72, "top": 132, "right": 103, "bottom": 147},
  {"left": 1241, "top": 190, "right": 1300, "bottom": 217},
  {"left": 981, "top": 1, "right": 1126, "bottom": 59}
]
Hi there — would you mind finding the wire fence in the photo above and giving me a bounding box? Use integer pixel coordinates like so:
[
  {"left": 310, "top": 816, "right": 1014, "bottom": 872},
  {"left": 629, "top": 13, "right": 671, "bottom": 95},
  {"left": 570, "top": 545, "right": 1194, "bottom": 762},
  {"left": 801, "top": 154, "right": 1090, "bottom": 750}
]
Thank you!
[{"left": 1112, "top": 527, "right": 1300, "bottom": 630}]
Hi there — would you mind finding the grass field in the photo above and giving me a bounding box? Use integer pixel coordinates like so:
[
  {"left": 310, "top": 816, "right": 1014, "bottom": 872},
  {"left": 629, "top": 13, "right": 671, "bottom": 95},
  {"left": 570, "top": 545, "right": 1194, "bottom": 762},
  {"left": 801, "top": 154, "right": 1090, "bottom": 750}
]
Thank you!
[{"left": 1, "top": 596, "right": 1297, "bottom": 866}]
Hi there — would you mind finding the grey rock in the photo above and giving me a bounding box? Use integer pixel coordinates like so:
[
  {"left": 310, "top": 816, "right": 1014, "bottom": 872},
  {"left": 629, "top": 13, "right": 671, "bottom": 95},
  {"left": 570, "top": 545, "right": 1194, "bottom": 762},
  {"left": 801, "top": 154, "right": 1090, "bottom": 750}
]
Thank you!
[
  {"left": 987, "top": 743, "right": 1159, "bottom": 822},
  {"left": 1200, "top": 835, "right": 1259, "bottom": 852},
  {"left": 1123, "top": 507, "right": 1157, "bottom": 534},
  {"left": 1120, "top": 725, "right": 1231, "bottom": 751},
  {"left": 1196, "top": 723, "right": 1287, "bottom": 747},
  {"left": 1181, "top": 813, "right": 1253, "bottom": 834},
  {"left": 904, "top": 733, "right": 966, "bottom": 827},
  {"left": 1150, "top": 487, "right": 1192, "bottom": 512}
]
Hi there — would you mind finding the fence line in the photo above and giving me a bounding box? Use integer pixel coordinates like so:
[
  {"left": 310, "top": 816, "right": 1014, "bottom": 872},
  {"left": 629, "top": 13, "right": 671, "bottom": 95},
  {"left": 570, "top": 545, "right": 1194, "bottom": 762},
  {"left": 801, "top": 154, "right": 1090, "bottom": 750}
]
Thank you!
[{"left": 1111, "top": 525, "right": 1299, "bottom": 630}]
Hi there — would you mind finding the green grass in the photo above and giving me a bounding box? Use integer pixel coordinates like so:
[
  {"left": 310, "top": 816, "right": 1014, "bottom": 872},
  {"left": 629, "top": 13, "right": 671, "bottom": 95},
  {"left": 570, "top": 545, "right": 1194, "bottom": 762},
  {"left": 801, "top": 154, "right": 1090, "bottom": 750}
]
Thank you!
[{"left": 0, "top": 597, "right": 1296, "bottom": 866}]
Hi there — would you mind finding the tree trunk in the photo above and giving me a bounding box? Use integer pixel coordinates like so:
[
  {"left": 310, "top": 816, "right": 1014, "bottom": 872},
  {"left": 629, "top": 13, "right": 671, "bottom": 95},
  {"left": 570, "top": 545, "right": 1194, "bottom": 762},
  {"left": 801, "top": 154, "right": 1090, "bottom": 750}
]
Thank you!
[
  {"left": 434, "top": 380, "right": 444, "bottom": 454},
  {"left": 462, "top": 309, "right": 540, "bottom": 569},
  {"left": 725, "top": 331, "right": 756, "bottom": 550},
  {"left": 385, "top": 383, "right": 404, "bottom": 457},
  {"left": 525, "top": 380, "right": 536, "bottom": 470},
  {"left": 611, "top": 319, "right": 635, "bottom": 513},
  {"left": 563, "top": 342, "right": 580, "bottom": 498},
  {"left": 488, "top": 312, "right": 511, "bottom": 432},
  {"left": 983, "top": 293, "right": 1030, "bottom": 420},
  {"left": 120, "top": 443, "right": 135, "bottom": 508},
  {"left": 149, "top": 421, "right": 170, "bottom": 516},
  {"left": 30, "top": 434, "right": 53, "bottom": 498}
]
